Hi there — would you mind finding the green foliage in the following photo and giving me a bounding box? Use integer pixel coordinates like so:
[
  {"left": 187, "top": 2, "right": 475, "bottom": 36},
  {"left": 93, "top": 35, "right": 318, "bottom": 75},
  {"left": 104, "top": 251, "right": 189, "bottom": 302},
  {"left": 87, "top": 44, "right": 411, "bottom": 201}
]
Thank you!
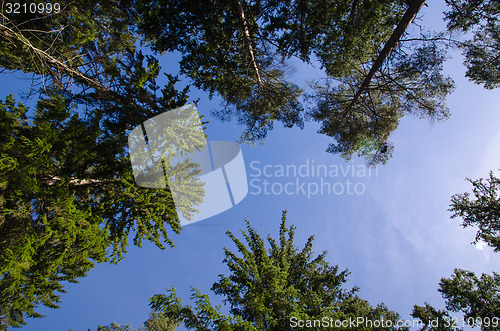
[
  {"left": 0, "top": 95, "right": 106, "bottom": 327},
  {"left": 94, "top": 322, "right": 134, "bottom": 331},
  {"left": 411, "top": 303, "right": 461, "bottom": 331},
  {"left": 310, "top": 43, "right": 454, "bottom": 165},
  {"left": 414, "top": 170, "right": 500, "bottom": 331},
  {"left": 0, "top": 74, "right": 188, "bottom": 326},
  {"left": 445, "top": 0, "right": 500, "bottom": 89},
  {"left": 449, "top": 171, "right": 500, "bottom": 252},
  {"left": 134, "top": 0, "right": 306, "bottom": 143},
  {"left": 439, "top": 269, "right": 500, "bottom": 330},
  {"left": 0, "top": 0, "right": 495, "bottom": 328},
  {"left": 0, "top": 1, "right": 195, "bottom": 327},
  {"left": 149, "top": 211, "right": 407, "bottom": 330},
  {"left": 0, "top": 0, "right": 135, "bottom": 87},
  {"left": 88, "top": 312, "right": 179, "bottom": 331},
  {"left": 133, "top": 0, "right": 455, "bottom": 165},
  {"left": 216, "top": 70, "right": 305, "bottom": 143},
  {"left": 142, "top": 312, "right": 180, "bottom": 331}
]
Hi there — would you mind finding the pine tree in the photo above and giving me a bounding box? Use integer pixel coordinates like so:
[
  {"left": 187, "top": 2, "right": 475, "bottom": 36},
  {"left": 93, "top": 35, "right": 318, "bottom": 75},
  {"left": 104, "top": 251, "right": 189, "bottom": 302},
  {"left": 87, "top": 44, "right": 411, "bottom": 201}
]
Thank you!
[
  {"left": 149, "top": 211, "right": 408, "bottom": 330},
  {"left": 449, "top": 171, "right": 500, "bottom": 252},
  {"left": 412, "top": 170, "right": 500, "bottom": 331},
  {"left": 445, "top": 0, "right": 500, "bottom": 89},
  {"left": 413, "top": 270, "right": 500, "bottom": 331},
  {"left": 134, "top": 0, "right": 455, "bottom": 165},
  {"left": 411, "top": 303, "right": 460, "bottom": 331},
  {"left": 439, "top": 269, "right": 500, "bottom": 329}
]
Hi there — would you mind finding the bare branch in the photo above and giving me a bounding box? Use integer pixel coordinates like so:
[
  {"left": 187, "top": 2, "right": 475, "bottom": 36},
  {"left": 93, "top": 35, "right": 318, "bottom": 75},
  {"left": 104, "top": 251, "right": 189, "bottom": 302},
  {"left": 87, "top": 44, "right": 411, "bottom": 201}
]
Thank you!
[{"left": 0, "top": 13, "right": 109, "bottom": 93}]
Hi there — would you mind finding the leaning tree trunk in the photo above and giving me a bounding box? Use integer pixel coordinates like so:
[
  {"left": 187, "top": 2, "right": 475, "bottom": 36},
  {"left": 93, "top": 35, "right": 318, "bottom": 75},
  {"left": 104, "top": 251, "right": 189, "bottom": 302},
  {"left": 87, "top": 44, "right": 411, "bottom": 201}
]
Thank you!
[
  {"left": 348, "top": 0, "right": 427, "bottom": 109},
  {"left": 233, "top": 0, "right": 263, "bottom": 89}
]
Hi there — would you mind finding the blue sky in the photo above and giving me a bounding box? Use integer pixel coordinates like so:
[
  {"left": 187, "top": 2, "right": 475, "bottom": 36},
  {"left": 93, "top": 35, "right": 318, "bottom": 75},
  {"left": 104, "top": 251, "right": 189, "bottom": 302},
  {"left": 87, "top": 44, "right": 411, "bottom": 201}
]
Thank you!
[{"left": 2, "top": 2, "right": 500, "bottom": 330}]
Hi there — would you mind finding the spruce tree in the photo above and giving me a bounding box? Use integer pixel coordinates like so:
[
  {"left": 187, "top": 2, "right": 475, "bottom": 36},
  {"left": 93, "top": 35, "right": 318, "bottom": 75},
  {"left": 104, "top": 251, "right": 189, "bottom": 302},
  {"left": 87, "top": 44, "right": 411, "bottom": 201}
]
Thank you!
[{"left": 149, "top": 211, "right": 408, "bottom": 330}]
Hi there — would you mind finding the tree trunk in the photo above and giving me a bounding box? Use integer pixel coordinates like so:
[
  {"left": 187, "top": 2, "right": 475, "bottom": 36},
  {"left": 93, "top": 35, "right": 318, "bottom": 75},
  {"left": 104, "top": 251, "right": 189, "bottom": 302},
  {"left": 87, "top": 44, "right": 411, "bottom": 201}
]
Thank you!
[
  {"left": 348, "top": 0, "right": 427, "bottom": 109},
  {"left": 43, "top": 176, "right": 120, "bottom": 187},
  {"left": 233, "top": 0, "right": 263, "bottom": 89}
]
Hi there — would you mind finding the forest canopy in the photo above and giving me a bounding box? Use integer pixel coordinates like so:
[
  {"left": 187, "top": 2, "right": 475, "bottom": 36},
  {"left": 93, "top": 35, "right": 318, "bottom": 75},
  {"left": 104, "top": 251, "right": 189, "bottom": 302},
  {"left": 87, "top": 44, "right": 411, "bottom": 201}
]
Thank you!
[{"left": 1, "top": 0, "right": 499, "bottom": 328}]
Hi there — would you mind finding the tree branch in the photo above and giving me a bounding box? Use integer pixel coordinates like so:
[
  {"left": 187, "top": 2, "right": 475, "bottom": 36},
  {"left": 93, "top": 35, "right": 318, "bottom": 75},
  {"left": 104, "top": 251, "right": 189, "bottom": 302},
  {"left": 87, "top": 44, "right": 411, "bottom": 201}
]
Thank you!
[
  {"left": 42, "top": 175, "right": 121, "bottom": 187},
  {"left": 0, "top": 15, "right": 109, "bottom": 93},
  {"left": 348, "top": 0, "right": 427, "bottom": 109}
]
